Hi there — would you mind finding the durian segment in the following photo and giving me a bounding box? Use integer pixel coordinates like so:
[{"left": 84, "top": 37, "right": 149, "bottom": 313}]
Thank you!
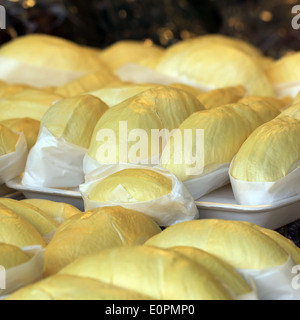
[
  {"left": 0, "top": 34, "right": 105, "bottom": 73},
  {"left": 21, "top": 199, "right": 81, "bottom": 221},
  {"left": 155, "top": 39, "right": 274, "bottom": 96},
  {"left": 160, "top": 101, "right": 279, "bottom": 182},
  {"left": 42, "top": 95, "right": 109, "bottom": 149},
  {"left": 144, "top": 219, "right": 290, "bottom": 270},
  {"left": 0, "top": 118, "right": 40, "bottom": 150},
  {"left": 0, "top": 242, "right": 32, "bottom": 269},
  {"left": 0, "top": 199, "right": 59, "bottom": 236},
  {"left": 230, "top": 115, "right": 300, "bottom": 182},
  {"left": 0, "top": 124, "right": 19, "bottom": 156},
  {"left": 88, "top": 86, "right": 205, "bottom": 164},
  {"left": 43, "top": 206, "right": 161, "bottom": 276},
  {"left": 280, "top": 102, "right": 300, "bottom": 120},
  {"left": 88, "top": 168, "right": 172, "bottom": 203},
  {"left": 99, "top": 40, "right": 164, "bottom": 71},
  {"left": 5, "top": 274, "right": 154, "bottom": 300},
  {"left": 239, "top": 95, "right": 293, "bottom": 111},
  {"left": 170, "top": 246, "right": 252, "bottom": 297},
  {"left": 0, "top": 84, "right": 33, "bottom": 100},
  {"left": 242, "top": 223, "right": 300, "bottom": 265},
  {"left": 54, "top": 69, "right": 120, "bottom": 97},
  {"left": 59, "top": 246, "right": 233, "bottom": 300},
  {"left": 0, "top": 89, "right": 62, "bottom": 122},
  {"left": 197, "top": 85, "right": 247, "bottom": 109},
  {"left": 0, "top": 204, "right": 46, "bottom": 248},
  {"left": 90, "top": 83, "right": 160, "bottom": 107}
]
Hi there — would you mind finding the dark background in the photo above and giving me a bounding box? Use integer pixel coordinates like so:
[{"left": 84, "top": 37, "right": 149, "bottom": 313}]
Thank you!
[{"left": 0, "top": 0, "right": 300, "bottom": 59}]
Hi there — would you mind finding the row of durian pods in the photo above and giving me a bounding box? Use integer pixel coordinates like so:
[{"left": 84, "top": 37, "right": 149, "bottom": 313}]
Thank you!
[{"left": 0, "top": 33, "right": 299, "bottom": 300}]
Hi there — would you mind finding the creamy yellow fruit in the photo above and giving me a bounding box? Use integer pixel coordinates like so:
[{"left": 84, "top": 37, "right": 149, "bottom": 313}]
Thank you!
[
  {"left": 231, "top": 115, "right": 300, "bottom": 182},
  {"left": 42, "top": 95, "right": 109, "bottom": 149},
  {"left": 99, "top": 40, "right": 164, "bottom": 71},
  {"left": 144, "top": 219, "right": 289, "bottom": 270},
  {"left": 0, "top": 89, "right": 62, "bottom": 122},
  {"left": 0, "top": 34, "right": 105, "bottom": 73},
  {"left": 0, "top": 242, "right": 32, "bottom": 269},
  {"left": 155, "top": 39, "right": 274, "bottom": 96},
  {"left": 170, "top": 246, "right": 252, "bottom": 297},
  {"left": 169, "top": 83, "right": 204, "bottom": 96},
  {"left": 280, "top": 102, "right": 300, "bottom": 120},
  {"left": 5, "top": 274, "right": 154, "bottom": 300},
  {"left": 43, "top": 206, "right": 161, "bottom": 276},
  {"left": 90, "top": 83, "right": 160, "bottom": 107},
  {"left": 160, "top": 101, "right": 279, "bottom": 181},
  {"left": 1, "top": 118, "right": 40, "bottom": 150},
  {"left": 59, "top": 246, "right": 233, "bottom": 300},
  {"left": 88, "top": 168, "right": 172, "bottom": 203},
  {"left": 0, "top": 124, "right": 19, "bottom": 156},
  {"left": 0, "top": 204, "right": 46, "bottom": 248},
  {"left": 21, "top": 199, "right": 81, "bottom": 221},
  {"left": 197, "top": 85, "right": 247, "bottom": 109},
  {"left": 55, "top": 69, "right": 120, "bottom": 97},
  {"left": 0, "top": 84, "right": 33, "bottom": 100},
  {"left": 88, "top": 86, "right": 205, "bottom": 164},
  {"left": 0, "top": 199, "right": 58, "bottom": 236}
]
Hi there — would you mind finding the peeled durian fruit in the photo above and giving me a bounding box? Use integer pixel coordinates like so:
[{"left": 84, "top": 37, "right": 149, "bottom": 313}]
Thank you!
[
  {"left": 0, "top": 204, "right": 46, "bottom": 248},
  {"left": 144, "top": 219, "right": 290, "bottom": 270},
  {"left": 169, "top": 246, "right": 252, "bottom": 297},
  {"left": 5, "top": 274, "right": 154, "bottom": 300},
  {"left": 0, "top": 199, "right": 59, "bottom": 237},
  {"left": 41, "top": 95, "right": 109, "bottom": 149},
  {"left": 160, "top": 101, "right": 280, "bottom": 182},
  {"left": 155, "top": 39, "right": 274, "bottom": 96},
  {"left": 88, "top": 86, "right": 206, "bottom": 164},
  {"left": 230, "top": 115, "right": 300, "bottom": 182},
  {"left": 54, "top": 69, "right": 120, "bottom": 97},
  {"left": 59, "top": 246, "right": 233, "bottom": 300},
  {"left": 197, "top": 85, "right": 247, "bottom": 109},
  {"left": 90, "top": 83, "right": 160, "bottom": 107},
  {"left": 21, "top": 199, "right": 82, "bottom": 221},
  {"left": 0, "top": 89, "right": 62, "bottom": 122},
  {"left": 0, "top": 118, "right": 40, "bottom": 150},
  {"left": 43, "top": 206, "right": 161, "bottom": 277},
  {"left": 0, "top": 84, "right": 33, "bottom": 100},
  {"left": 0, "top": 34, "right": 104, "bottom": 73},
  {"left": 0, "top": 124, "right": 19, "bottom": 156},
  {"left": 280, "top": 102, "right": 300, "bottom": 120},
  {"left": 0, "top": 242, "right": 33, "bottom": 269},
  {"left": 88, "top": 168, "right": 172, "bottom": 203},
  {"left": 239, "top": 95, "right": 293, "bottom": 112},
  {"left": 99, "top": 40, "right": 164, "bottom": 71}
]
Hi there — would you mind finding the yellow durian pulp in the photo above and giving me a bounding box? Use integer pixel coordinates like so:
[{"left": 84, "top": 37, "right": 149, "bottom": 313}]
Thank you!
[
  {"left": 0, "top": 84, "right": 33, "bottom": 100},
  {"left": 0, "top": 124, "right": 19, "bottom": 156},
  {"left": 197, "top": 85, "right": 247, "bottom": 109},
  {"left": 21, "top": 199, "right": 81, "bottom": 221},
  {"left": 5, "top": 274, "right": 154, "bottom": 300},
  {"left": 170, "top": 246, "right": 252, "bottom": 297},
  {"left": 99, "top": 40, "right": 164, "bottom": 71},
  {"left": 54, "top": 69, "right": 120, "bottom": 97},
  {"left": 0, "top": 89, "right": 62, "bottom": 122},
  {"left": 43, "top": 206, "right": 161, "bottom": 276},
  {"left": 88, "top": 168, "right": 173, "bottom": 203},
  {"left": 0, "top": 34, "right": 105, "bottom": 73},
  {"left": 88, "top": 86, "right": 205, "bottom": 164},
  {"left": 0, "top": 204, "right": 46, "bottom": 248},
  {"left": 0, "top": 199, "right": 58, "bottom": 236},
  {"left": 160, "top": 101, "right": 280, "bottom": 182},
  {"left": 58, "top": 246, "right": 233, "bottom": 300},
  {"left": 42, "top": 95, "right": 109, "bottom": 149},
  {"left": 0, "top": 242, "right": 32, "bottom": 269},
  {"left": 155, "top": 39, "right": 274, "bottom": 97},
  {"left": 239, "top": 95, "right": 293, "bottom": 112},
  {"left": 0, "top": 118, "right": 40, "bottom": 150},
  {"left": 230, "top": 115, "right": 300, "bottom": 182},
  {"left": 144, "top": 219, "right": 290, "bottom": 270}
]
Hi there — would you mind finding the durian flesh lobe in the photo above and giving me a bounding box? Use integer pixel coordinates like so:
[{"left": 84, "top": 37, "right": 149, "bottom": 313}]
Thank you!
[{"left": 0, "top": 124, "right": 19, "bottom": 156}]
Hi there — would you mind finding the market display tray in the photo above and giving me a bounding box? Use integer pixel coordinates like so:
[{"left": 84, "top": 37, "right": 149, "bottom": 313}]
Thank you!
[{"left": 6, "top": 176, "right": 300, "bottom": 229}]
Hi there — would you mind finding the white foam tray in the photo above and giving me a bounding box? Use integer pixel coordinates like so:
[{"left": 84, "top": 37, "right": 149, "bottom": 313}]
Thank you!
[{"left": 6, "top": 176, "right": 300, "bottom": 229}]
